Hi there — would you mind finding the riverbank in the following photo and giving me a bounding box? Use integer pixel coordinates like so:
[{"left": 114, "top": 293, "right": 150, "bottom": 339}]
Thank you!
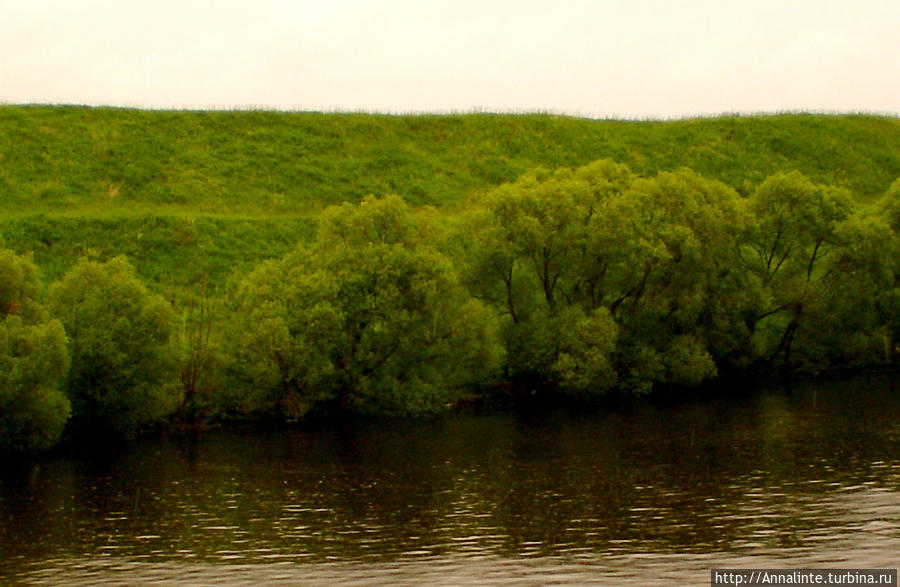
[
  {"left": 1, "top": 108, "right": 898, "bottom": 455},
  {"left": 20, "top": 367, "right": 893, "bottom": 467}
]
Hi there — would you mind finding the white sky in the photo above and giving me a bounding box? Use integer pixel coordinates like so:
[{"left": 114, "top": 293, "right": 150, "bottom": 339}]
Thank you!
[{"left": 1, "top": 0, "right": 898, "bottom": 118}]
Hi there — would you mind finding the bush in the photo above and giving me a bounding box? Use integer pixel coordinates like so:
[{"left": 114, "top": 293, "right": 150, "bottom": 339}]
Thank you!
[
  {"left": 0, "top": 248, "right": 70, "bottom": 453},
  {"left": 49, "top": 256, "right": 179, "bottom": 435}
]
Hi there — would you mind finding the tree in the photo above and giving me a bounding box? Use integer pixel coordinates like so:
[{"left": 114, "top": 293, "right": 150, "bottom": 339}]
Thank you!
[
  {"left": 49, "top": 256, "right": 179, "bottom": 435},
  {"left": 323, "top": 243, "right": 502, "bottom": 414},
  {"left": 812, "top": 212, "right": 898, "bottom": 366},
  {"left": 173, "top": 286, "right": 223, "bottom": 426},
  {"left": 461, "top": 160, "right": 635, "bottom": 321},
  {"left": 222, "top": 253, "right": 343, "bottom": 419},
  {"left": 225, "top": 195, "right": 503, "bottom": 419},
  {"left": 591, "top": 169, "right": 747, "bottom": 389},
  {"left": 866, "top": 178, "right": 900, "bottom": 364},
  {"left": 0, "top": 248, "right": 70, "bottom": 453},
  {"left": 552, "top": 306, "right": 618, "bottom": 394},
  {"left": 462, "top": 161, "right": 744, "bottom": 393},
  {"left": 741, "top": 171, "right": 855, "bottom": 369},
  {"left": 459, "top": 160, "right": 635, "bottom": 388}
]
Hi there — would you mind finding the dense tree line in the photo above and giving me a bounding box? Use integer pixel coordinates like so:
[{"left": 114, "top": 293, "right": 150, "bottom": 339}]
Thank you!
[{"left": 2, "top": 161, "right": 898, "bottom": 454}]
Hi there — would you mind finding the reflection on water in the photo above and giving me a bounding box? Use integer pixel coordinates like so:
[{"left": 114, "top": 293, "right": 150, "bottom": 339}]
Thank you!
[{"left": 2, "top": 374, "right": 898, "bottom": 584}]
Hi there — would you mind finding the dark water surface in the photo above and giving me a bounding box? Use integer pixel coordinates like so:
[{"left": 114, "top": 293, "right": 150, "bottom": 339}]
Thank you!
[{"left": 2, "top": 375, "right": 898, "bottom": 585}]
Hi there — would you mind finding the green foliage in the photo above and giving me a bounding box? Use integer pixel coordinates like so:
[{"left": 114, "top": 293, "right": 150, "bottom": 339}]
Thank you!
[
  {"left": 0, "top": 248, "right": 41, "bottom": 317},
  {"left": 460, "top": 159, "right": 635, "bottom": 320},
  {"left": 173, "top": 289, "right": 224, "bottom": 425},
  {"left": 824, "top": 207, "right": 900, "bottom": 365},
  {"left": 317, "top": 194, "right": 440, "bottom": 248},
  {"left": 877, "top": 180, "right": 900, "bottom": 352},
  {"left": 742, "top": 172, "right": 859, "bottom": 367},
  {"left": 324, "top": 244, "right": 502, "bottom": 415},
  {"left": 464, "top": 161, "right": 750, "bottom": 392},
  {"left": 879, "top": 178, "right": 900, "bottom": 231},
  {"left": 49, "top": 256, "right": 179, "bottom": 435},
  {"left": 462, "top": 158, "right": 900, "bottom": 391},
  {"left": 458, "top": 160, "right": 633, "bottom": 390},
  {"left": 602, "top": 169, "right": 751, "bottom": 386},
  {"left": 0, "top": 106, "right": 898, "bottom": 425},
  {"left": 553, "top": 307, "right": 618, "bottom": 393},
  {"left": 221, "top": 254, "right": 343, "bottom": 419},
  {"left": 0, "top": 248, "right": 70, "bottom": 453},
  {"left": 663, "top": 335, "right": 718, "bottom": 387},
  {"left": 225, "top": 196, "right": 503, "bottom": 419}
]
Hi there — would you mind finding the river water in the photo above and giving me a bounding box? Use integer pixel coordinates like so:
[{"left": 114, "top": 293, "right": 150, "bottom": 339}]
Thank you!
[{"left": 2, "top": 375, "right": 898, "bottom": 585}]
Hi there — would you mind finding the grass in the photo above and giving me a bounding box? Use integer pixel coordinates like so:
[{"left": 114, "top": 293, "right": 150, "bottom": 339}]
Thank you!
[{"left": 1, "top": 105, "right": 898, "bottom": 293}]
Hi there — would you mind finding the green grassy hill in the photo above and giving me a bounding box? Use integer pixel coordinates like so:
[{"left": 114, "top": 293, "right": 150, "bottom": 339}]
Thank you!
[{"left": 1, "top": 105, "right": 898, "bottom": 286}]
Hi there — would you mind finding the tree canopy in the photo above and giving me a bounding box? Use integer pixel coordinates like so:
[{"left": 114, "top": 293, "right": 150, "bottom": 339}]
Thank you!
[
  {"left": 49, "top": 256, "right": 179, "bottom": 436},
  {"left": 0, "top": 248, "right": 70, "bottom": 453},
  {"left": 224, "top": 195, "right": 503, "bottom": 419}
]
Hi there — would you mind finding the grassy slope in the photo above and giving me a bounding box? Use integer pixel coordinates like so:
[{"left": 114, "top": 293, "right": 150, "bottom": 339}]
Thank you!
[{"left": 1, "top": 105, "right": 898, "bottom": 287}]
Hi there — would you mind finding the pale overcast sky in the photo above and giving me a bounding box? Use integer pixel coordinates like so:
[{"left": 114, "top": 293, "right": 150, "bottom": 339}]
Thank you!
[{"left": 1, "top": 0, "right": 898, "bottom": 118}]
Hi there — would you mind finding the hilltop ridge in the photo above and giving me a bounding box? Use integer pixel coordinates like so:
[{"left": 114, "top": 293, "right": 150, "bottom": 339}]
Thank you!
[
  {"left": 1, "top": 106, "right": 897, "bottom": 285},
  {"left": 2, "top": 106, "right": 897, "bottom": 213}
]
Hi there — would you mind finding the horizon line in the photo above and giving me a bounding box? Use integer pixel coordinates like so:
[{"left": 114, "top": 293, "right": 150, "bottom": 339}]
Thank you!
[{"left": 2, "top": 101, "right": 899, "bottom": 122}]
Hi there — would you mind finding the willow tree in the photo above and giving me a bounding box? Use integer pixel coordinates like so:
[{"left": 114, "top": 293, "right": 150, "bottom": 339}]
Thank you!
[
  {"left": 49, "top": 256, "right": 179, "bottom": 435},
  {"left": 225, "top": 195, "right": 503, "bottom": 419},
  {"left": 854, "top": 178, "right": 900, "bottom": 364},
  {"left": 741, "top": 171, "right": 856, "bottom": 368},
  {"left": 818, "top": 211, "right": 899, "bottom": 365},
  {"left": 590, "top": 169, "right": 751, "bottom": 389},
  {"left": 0, "top": 248, "right": 70, "bottom": 453},
  {"left": 458, "top": 160, "right": 633, "bottom": 391},
  {"left": 462, "top": 160, "right": 749, "bottom": 394}
]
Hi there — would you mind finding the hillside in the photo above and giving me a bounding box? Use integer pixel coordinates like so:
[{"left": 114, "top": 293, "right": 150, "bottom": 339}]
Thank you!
[
  {"left": 1, "top": 106, "right": 898, "bottom": 285},
  {"left": 2, "top": 106, "right": 900, "bottom": 446}
]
